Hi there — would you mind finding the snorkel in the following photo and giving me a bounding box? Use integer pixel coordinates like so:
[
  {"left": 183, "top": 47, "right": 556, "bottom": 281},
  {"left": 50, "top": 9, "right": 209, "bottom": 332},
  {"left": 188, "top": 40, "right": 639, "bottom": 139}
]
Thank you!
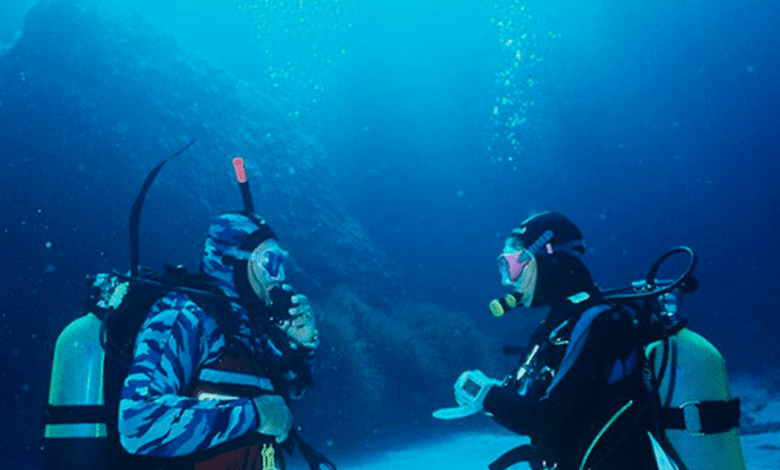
[
  {"left": 229, "top": 157, "right": 302, "bottom": 326},
  {"left": 232, "top": 156, "right": 255, "bottom": 213},
  {"left": 229, "top": 156, "right": 278, "bottom": 303},
  {"left": 231, "top": 157, "right": 319, "bottom": 348}
]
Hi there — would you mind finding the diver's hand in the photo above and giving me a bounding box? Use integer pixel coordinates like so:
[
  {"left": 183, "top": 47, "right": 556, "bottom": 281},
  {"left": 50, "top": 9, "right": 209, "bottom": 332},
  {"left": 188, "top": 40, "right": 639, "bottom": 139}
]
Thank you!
[
  {"left": 252, "top": 395, "right": 292, "bottom": 443},
  {"left": 290, "top": 293, "right": 313, "bottom": 317},
  {"left": 453, "top": 370, "right": 501, "bottom": 413}
]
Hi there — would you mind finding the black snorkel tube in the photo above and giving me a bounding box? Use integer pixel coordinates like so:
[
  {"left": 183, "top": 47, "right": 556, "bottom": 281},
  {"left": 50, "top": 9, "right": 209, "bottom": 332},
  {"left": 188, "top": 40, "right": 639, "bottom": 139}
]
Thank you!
[
  {"left": 232, "top": 156, "right": 255, "bottom": 213},
  {"left": 129, "top": 139, "right": 197, "bottom": 277}
]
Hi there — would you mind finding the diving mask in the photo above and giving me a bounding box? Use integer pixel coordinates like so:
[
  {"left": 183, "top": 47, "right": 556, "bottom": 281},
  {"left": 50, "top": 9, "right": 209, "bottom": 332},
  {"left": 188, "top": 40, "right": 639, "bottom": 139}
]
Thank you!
[
  {"left": 249, "top": 246, "right": 288, "bottom": 282},
  {"left": 498, "top": 249, "right": 533, "bottom": 285}
]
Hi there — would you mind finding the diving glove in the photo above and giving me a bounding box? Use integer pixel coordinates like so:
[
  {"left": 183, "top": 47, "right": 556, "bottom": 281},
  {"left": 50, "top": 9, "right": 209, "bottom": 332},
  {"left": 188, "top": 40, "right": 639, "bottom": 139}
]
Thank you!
[{"left": 432, "top": 370, "right": 501, "bottom": 420}]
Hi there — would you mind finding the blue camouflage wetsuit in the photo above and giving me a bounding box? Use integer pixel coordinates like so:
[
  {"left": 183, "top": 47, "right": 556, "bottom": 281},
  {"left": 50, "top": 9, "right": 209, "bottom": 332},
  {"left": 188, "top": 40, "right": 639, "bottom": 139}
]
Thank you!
[
  {"left": 117, "top": 212, "right": 314, "bottom": 469},
  {"left": 120, "top": 293, "right": 255, "bottom": 456}
]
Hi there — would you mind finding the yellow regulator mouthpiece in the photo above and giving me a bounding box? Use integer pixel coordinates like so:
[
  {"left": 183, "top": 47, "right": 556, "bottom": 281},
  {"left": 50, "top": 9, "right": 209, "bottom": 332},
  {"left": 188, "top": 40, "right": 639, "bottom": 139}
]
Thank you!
[
  {"left": 489, "top": 293, "right": 518, "bottom": 317},
  {"left": 489, "top": 299, "right": 504, "bottom": 317}
]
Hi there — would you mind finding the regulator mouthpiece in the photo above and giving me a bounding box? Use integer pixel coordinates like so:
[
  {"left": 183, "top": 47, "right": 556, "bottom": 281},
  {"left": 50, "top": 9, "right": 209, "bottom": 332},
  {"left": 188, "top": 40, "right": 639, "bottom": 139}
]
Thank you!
[{"left": 489, "top": 292, "right": 520, "bottom": 317}]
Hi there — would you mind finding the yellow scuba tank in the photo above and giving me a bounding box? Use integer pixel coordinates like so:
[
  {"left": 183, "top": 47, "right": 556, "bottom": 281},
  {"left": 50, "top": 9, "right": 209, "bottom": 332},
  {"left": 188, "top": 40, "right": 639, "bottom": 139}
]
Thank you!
[
  {"left": 44, "top": 311, "right": 109, "bottom": 470},
  {"left": 645, "top": 327, "right": 746, "bottom": 470}
]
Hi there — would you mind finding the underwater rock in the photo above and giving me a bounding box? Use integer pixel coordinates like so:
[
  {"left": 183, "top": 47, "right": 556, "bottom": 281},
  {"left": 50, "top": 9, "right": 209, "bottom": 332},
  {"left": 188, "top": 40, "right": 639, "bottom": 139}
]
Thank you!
[{"left": 0, "top": 0, "right": 400, "bottom": 299}]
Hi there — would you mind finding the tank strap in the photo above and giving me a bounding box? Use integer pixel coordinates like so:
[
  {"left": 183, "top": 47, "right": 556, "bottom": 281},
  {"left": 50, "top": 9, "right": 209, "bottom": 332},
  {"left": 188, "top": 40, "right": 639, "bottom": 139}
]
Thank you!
[
  {"left": 658, "top": 398, "right": 741, "bottom": 435},
  {"left": 43, "top": 404, "right": 108, "bottom": 425}
]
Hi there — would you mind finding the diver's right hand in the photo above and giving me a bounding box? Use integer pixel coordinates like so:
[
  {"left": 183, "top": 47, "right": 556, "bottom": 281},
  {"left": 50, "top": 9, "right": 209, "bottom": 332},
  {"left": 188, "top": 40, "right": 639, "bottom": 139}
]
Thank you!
[{"left": 252, "top": 395, "right": 292, "bottom": 443}]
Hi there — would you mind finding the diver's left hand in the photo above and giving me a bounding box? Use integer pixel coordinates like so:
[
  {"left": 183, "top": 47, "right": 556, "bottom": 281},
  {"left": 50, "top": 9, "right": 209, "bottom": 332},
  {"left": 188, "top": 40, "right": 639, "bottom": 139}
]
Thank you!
[{"left": 453, "top": 370, "right": 501, "bottom": 413}]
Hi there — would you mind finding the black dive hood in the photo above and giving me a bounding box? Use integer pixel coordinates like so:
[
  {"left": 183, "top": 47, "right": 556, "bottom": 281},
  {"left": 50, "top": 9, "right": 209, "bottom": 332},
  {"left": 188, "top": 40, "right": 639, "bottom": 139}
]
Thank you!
[{"left": 490, "top": 246, "right": 699, "bottom": 317}]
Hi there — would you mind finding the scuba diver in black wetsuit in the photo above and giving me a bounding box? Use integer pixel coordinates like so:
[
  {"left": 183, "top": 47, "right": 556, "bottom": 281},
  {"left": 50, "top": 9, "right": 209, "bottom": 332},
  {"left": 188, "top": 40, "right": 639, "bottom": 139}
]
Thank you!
[{"left": 434, "top": 212, "right": 745, "bottom": 470}]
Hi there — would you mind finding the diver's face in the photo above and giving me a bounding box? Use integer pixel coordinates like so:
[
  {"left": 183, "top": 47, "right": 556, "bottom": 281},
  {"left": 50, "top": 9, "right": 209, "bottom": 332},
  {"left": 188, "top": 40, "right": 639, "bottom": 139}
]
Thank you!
[
  {"left": 499, "top": 237, "right": 538, "bottom": 307},
  {"left": 247, "top": 239, "right": 288, "bottom": 302},
  {"left": 279, "top": 311, "right": 319, "bottom": 349}
]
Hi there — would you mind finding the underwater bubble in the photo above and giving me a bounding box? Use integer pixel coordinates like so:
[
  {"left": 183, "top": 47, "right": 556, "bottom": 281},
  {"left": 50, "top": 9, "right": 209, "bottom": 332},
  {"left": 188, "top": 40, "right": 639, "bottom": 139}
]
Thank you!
[
  {"left": 45, "top": 241, "right": 52, "bottom": 249},
  {"left": 238, "top": 0, "right": 357, "bottom": 119},
  {"left": 45, "top": 264, "right": 55, "bottom": 273}
]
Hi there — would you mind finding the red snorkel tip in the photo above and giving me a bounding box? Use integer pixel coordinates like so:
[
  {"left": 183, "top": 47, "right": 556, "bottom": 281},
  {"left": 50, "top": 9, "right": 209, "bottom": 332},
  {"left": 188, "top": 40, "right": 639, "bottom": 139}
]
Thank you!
[
  {"left": 232, "top": 156, "right": 255, "bottom": 213},
  {"left": 232, "top": 156, "right": 247, "bottom": 184}
]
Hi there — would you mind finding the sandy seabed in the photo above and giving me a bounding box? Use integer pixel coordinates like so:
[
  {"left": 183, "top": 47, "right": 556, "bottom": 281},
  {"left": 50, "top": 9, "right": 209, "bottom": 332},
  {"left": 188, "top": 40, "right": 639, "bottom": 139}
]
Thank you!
[{"left": 337, "top": 375, "right": 780, "bottom": 470}]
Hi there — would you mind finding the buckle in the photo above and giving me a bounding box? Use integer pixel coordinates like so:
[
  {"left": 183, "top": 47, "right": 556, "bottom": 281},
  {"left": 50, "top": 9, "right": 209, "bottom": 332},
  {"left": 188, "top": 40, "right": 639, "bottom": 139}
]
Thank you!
[{"left": 680, "top": 401, "right": 705, "bottom": 436}]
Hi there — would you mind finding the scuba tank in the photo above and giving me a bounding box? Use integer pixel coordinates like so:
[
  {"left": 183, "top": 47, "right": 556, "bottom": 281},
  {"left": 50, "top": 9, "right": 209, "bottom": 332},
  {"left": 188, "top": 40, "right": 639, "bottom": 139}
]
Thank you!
[
  {"left": 645, "top": 329, "right": 745, "bottom": 470},
  {"left": 605, "top": 247, "right": 744, "bottom": 469},
  {"left": 43, "top": 141, "right": 195, "bottom": 470},
  {"left": 43, "top": 311, "right": 109, "bottom": 470}
]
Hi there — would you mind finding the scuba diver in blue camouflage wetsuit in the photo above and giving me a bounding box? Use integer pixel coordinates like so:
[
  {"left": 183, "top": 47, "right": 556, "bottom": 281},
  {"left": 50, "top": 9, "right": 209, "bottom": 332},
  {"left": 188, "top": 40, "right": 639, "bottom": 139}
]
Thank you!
[
  {"left": 44, "top": 154, "right": 333, "bottom": 470},
  {"left": 118, "top": 212, "right": 320, "bottom": 469}
]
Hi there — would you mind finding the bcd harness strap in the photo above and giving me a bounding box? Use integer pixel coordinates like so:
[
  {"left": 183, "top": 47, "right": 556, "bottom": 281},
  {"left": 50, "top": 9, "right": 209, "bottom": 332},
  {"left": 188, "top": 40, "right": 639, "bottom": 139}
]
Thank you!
[{"left": 658, "top": 398, "right": 741, "bottom": 435}]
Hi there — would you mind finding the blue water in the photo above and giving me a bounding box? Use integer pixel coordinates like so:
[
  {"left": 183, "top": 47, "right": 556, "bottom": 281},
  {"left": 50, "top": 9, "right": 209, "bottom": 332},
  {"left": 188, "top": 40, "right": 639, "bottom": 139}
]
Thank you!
[{"left": 1, "top": 0, "right": 779, "bottom": 467}]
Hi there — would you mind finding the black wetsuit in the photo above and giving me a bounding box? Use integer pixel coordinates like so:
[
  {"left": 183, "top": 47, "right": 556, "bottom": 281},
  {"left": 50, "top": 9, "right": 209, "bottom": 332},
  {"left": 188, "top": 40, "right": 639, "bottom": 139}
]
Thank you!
[{"left": 484, "top": 299, "right": 659, "bottom": 470}]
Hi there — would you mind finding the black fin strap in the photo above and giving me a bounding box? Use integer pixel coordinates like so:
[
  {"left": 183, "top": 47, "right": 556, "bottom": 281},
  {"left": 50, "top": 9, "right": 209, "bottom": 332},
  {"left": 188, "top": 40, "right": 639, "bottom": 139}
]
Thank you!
[
  {"left": 659, "top": 398, "right": 741, "bottom": 434},
  {"left": 43, "top": 404, "right": 108, "bottom": 425},
  {"left": 488, "top": 444, "right": 538, "bottom": 470}
]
